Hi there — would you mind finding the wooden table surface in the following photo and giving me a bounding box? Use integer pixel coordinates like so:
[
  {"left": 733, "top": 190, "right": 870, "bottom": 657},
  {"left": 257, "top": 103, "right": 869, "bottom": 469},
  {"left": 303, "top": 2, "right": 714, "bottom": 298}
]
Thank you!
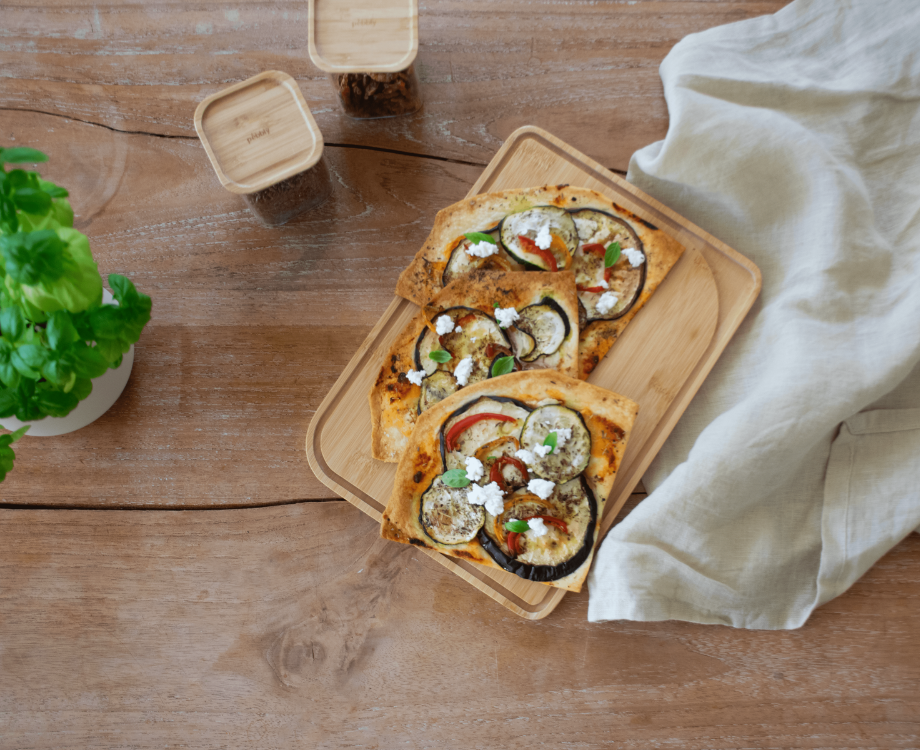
[{"left": 2, "top": 1, "right": 918, "bottom": 748}]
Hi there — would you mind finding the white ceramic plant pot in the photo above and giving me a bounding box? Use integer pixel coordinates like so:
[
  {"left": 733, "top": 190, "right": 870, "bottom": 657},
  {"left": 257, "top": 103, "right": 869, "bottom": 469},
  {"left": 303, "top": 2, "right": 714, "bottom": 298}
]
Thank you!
[{"left": 0, "top": 290, "right": 136, "bottom": 437}]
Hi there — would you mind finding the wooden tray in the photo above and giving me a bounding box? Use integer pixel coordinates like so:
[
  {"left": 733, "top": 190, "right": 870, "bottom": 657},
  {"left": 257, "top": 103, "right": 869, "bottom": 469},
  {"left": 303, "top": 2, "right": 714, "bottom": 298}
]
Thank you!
[{"left": 306, "top": 126, "right": 761, "bottom": 619}]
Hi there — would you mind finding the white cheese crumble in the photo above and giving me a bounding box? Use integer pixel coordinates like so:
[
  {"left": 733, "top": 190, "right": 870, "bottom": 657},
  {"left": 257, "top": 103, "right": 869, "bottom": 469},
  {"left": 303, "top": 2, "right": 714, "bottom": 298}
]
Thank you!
[
  {"left": 596, "top": 292, "right": 620, "bottom": 315},
  {"left": 435, "top": 315, "right": 456, "bottom": 336},
  {"left": 554, "top": 427, "right": 573, "bottom": 449},
  {"left": 405, "top": 369, "right": 426, "bottom": 386},
  {"left": 598, "top": 278, "right": 609, "bottom": 289},
  {"left": 622, "top": 247, "right": 645, "bottom": 267},
  {"left": 533, "top": 444, "right": 553, "bottom": 458},
  {"left": 494, "top": 306, "right": 520, "bottom": 329},
  {"left": 453, "top": 356, "right": 474, "bottom": 387},
  {"left": 464, "top": 456, "right": 484, "bottom": 483},
  {"left": 573, "top": 217, "right": 598, "bottom": 241},
  {"left": 534, "top": 224, "right": 553, "bottom": 250},
  {"left": 526, "top": 517, "right": 548, "bottom": 537},
  {"left": 466, "top": 240, "right": 498, "bottom": 258},
  {"left": 468, "top": 481, "right": 505, "bottom": 516},
  {"left": 514, "top": 448, "right": 535, "bottom": 466},
  {"left": 528, "top": 478, "right": 556, "bottom": 500}
]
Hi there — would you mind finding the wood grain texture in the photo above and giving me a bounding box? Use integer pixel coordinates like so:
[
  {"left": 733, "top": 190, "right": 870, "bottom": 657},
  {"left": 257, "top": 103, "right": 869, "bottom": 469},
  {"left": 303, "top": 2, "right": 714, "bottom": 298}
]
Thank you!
[
  {"left": 0, "top": 109, "right": 481, "bottom": 506},
  {"left": 0, "top": 0, "right": 792, "bottom": 170},
  {"left": 1, "top": 503, "right": 918, "bottom": 749}
]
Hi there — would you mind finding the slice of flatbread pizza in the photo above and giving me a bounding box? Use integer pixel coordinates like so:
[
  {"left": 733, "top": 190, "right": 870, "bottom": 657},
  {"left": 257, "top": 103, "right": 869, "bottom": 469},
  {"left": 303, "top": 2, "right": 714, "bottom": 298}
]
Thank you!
[
  {"left": 371, "top": 270, "right": 580, "bottom": 462},
  {"left": 380, "top": 371, "right": 638, "bottom": 592},
  {"left": 395, "top": 185, "right": 685, "bottom": 378}
]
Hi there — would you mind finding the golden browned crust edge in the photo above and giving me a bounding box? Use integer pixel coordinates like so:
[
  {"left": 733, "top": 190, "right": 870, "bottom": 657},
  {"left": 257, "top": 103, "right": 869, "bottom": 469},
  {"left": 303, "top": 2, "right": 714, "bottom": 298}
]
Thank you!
[
  {"left": 380, "top": 370, "right": 639, "bottom": 592},
  {"left": 370, "top": 270, "right": 581, "bottom": 462}
]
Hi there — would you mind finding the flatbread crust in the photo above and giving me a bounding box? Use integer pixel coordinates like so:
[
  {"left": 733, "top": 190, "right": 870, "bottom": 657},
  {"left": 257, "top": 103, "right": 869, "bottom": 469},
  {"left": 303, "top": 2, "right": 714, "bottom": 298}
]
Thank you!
[
  {"left": 394, "top": 184, "right": 685, "bottom": 378},
  {"left": 370, "top": 270, "right": 580, "bottom": 463},
  {"left": 380, "top": 371, "right": 638, "bottom": 592}
]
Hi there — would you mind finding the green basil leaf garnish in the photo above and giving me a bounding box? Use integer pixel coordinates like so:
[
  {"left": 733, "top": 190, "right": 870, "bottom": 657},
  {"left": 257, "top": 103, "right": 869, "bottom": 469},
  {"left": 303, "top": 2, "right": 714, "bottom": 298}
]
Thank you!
[
  {"left": 491, "top": 355, "right": 515, "bottom": 377},
  {"left": 464, "top": 232, "right": 496, "bottom": 245},
  {"left": 504, "top": 520, "right": 530, "bottom": 533},
  {"left": 604, "top": 241, "right": 621, "bottom": 268},
  {"left": 543, "top": 431, "right": 558, "bottom": 454},
  {"left": 442, "top": 469, "right": 470, "bottom": 488},
  {"left": 429, "top": 349, "right": 452, "bottom": 363}
]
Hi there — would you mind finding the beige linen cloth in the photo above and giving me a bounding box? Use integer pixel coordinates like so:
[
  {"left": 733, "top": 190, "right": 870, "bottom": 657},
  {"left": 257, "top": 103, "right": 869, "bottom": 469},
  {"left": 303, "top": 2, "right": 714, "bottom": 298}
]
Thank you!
[{"left": 588, "top": 0, "right": 920, "bottom": 628}]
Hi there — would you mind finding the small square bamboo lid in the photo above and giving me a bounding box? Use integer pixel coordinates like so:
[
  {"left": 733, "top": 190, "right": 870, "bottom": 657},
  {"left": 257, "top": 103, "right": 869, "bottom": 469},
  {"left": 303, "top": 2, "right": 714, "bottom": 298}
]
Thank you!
[
  {"left": 308, "top": 0, "right": 418, "bottom": 74},
  {"left": 194, "top": 71, "right": 324, "bottom": 195}
]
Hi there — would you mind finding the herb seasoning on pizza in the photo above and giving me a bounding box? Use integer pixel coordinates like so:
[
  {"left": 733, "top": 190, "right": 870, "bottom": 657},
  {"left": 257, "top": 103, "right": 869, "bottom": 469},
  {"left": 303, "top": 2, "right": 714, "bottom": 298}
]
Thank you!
[
  {"left": 395, "top": 185, "right": 684, "bottom": 378},
  {"left": 370, "top": 270, "right": 580, "bottom": 463},
  {"left": 380, "top": 371, "right": 638, "bottom": 592}
]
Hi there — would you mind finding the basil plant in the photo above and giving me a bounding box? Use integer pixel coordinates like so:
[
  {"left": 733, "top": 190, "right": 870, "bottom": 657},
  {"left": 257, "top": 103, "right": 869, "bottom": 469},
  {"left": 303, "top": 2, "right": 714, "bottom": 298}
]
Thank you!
[{"left": 0, "top": 147, "right": 151, "bottom": 481}]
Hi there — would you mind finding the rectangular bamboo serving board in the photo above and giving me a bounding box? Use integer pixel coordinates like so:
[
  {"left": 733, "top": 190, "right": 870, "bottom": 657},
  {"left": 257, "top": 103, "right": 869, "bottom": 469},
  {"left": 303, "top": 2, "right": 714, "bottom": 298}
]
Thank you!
[{"left": 306, "top": 126, "right": 761, "bottom": 620}]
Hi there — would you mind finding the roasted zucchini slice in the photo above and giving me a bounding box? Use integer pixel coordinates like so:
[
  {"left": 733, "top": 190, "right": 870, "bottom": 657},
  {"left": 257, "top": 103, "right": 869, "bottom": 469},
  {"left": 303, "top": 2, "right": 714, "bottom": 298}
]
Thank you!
[
  {"left": 479, "top": 476, "right": 597, "bottom": 581},
  {"left": 570, "top": 209, "right": 646, "bottom": 322},
  {"left": 499, "top": 206, "right": 578, "bottom": 270},
  {"left": 520, "top": 404, "right": 591, "bottom": 483},
  {"left": 420, "top": 476, "right": 485, "bottom": 545},
  {"left": 514, "top": 298, "right": 571, "bottom": 361},
  {"left": 418, "top": 370, "right": 459, "bottom": 413}
]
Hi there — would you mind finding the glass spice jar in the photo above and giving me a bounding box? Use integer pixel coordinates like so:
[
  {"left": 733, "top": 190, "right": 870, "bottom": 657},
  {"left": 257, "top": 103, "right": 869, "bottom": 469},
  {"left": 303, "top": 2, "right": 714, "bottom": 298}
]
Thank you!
[{"left": 330, "top": 64, "right": 422, "bottom": 119}]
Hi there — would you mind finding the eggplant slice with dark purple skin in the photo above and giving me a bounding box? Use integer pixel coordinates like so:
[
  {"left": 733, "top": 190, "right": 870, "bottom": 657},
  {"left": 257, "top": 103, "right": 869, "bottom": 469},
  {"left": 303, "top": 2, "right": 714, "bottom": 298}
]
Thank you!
[
  {"left": 418, "top": 370, "right": 459, "bottom": 413},
  {"left": 499, "top": 206, "right": 578, "bottom": 270},
  {"left": 479, "top": 476, "right": 597, "bottom": 582},
  {"left": 520, "top": 404, "right": 591, "bottom": 484},
  {"left": 440, "top": 395, "right": 531, "bottom": 470},
  {"left": 505, "top": 326, "right": 536, "bottom": 360},
  {"left": 513, "top": 298, "right": 571, "bottom": 362},
  {"left": 420, "top": 476, "right": 485, "bottom": 545},
  {"left": 442, "top": 232, "right": 517, "bottom": 286},
  {"left": 570, "top": 208, "right": 646, "bottom": 322}
]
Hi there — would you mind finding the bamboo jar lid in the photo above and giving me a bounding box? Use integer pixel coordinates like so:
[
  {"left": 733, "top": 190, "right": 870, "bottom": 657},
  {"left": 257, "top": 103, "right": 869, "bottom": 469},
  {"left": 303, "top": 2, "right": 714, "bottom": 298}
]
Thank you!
[
  {"left": 308, "top": 0, "right": 419, "bottom": 73},
  {"left": 194, "top": 71, "right": 324, "bottom": 195}
]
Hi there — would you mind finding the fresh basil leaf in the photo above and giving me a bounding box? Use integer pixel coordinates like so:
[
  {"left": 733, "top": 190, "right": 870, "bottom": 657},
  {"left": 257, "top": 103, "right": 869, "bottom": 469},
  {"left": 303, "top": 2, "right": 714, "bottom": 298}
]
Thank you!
[
  {"left": 0, "top": 387, "right": 18, "bottom": 418},
  {"left": 8, "top": 425, "right": 29, "bottom": 442},
  {"left": 543, "top": 431, "right": 558, "bottom": 454},
  {"left": 0, "top": 230, "right": 67, "bottom": 285},
  {"left": 463, "top": 232, "right": 496, "bottom": 245},
  {"left": 32, "top": 387, "right": 79, "bottom": 418},
  {"left": 504, "top": 520, "right": 530, "bottom": 533},
  {"left": 46, "top": 310, "right": 79, "bottom": 351},
  {"left": 13, "top": 188, "right": 52, "bottom": 215},
  {"left": 0, "top": 363, "right": 20, "bottom": 389},
  {"left": 39, "top": 179, "right": 69, "bottom": 199},
  {"left": 1, "top": 147, "right": 48, "bottom": 164},
  {"left": 0, "top": 196, "right": 19, "bottom": 233},
  {"left": 11, "top": 345, "right": 44, "bottom": 378},
  {"left": 491, "top": 355, "right": 515, "bottom": 377},
  {"left": 70, "top": 377, "right": 93, "bottom": 402},
  {"left": 71, "top": 344, "right": 109, "bottom": 379},
  {"left": 492, "top": 302, "right": 500, "bottom": 308},
  {"left": 0, "top": 306, "right": 26, "bottom": 342},
  {"left": 604, "top": 241, "right": 621, "bottom": 268},
  {"left": 486, "top": 455, "right": 496, "bottom": 460},
  {"left": 429, "top": 349, "right": 452, "bottom": 363},
  {"left": 442, "top": 469, "right": 470, "bottom": 488}
]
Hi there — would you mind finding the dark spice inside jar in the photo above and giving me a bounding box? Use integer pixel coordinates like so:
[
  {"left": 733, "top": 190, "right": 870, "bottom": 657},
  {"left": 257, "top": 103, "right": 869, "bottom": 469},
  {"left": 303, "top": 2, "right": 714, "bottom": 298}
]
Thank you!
[
  {"left": 333, "top": 64, "right": 422, "bottom": 119},
  {"left": 243, "top": 157, "right": 333, "bottom": 226}
]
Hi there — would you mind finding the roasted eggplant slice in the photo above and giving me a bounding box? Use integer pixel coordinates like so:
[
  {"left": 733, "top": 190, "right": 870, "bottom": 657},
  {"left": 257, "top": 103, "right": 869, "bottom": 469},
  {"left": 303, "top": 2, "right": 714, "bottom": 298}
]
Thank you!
[
  {"left": 419, "top": 370, "right": 459, "bottom": 413},
  {"left": 520, "top": 404, "right": 591, "bottom": 483},
  {"left": 420, "top": 476, "right": 485, "bottom": 545},
  {"left": 505, "top": 326, "right": 536, "bottom": 360},
  {"left": 515, "top": 299, "right": 570, "bottom": 361},
  {"left": 479, "top": 477, "right": 597, "bottom": 581},
  {"left": 441, "top": 396, "right": 531, "bottom": 469},
  {"left": 415, "top": 307, "right": 511, "bottom": 386},
  {"left": 415, "top": 326, "right": 441, "bottom": 375},
  {"left": 442, "top": 233, "right": 517, "bottom": 286},
  {"left": 570, "top": 209, "right": 646, "bottom": 322},
  {"left": 499, "top": 206, "right": 578, "bottom": 270}
]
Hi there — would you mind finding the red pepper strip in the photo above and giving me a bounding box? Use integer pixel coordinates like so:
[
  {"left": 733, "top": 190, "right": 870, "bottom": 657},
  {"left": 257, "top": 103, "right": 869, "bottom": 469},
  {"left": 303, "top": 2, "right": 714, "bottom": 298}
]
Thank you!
[
  {"left": 576, "top": 285, "right": 607, "bottom": 294},
  {"left": 445, "top": 412, "right": 516, "bottom": 452},
  {"left": 506, "top": 531, "right": 520, "bottom": 557},
  {"left": 526, "top": 515, "right": 569, "bottom": 534},
  {"left": 485, "top": 342, "right": 512, "bottom": 359},
  {"left": 518, "top": 235, "right": 558, "bottom": 272},
  {"left": 580, "top": 243, "right": 614, "bottom": 285},
  {"left": 455, "top": 313, "right": 477, "bottom": 328},
  {"left": 489, "top": 455, "right": 529, "bottom": 493}
]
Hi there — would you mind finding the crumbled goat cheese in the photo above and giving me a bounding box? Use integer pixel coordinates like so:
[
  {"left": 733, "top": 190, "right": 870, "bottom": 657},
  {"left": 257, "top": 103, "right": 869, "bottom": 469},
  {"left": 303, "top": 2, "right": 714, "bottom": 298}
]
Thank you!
[
  {"left": 466, "top": 240, "right": 498, "bottom": 258},
  {"left": 405, "top": 369, "right": 426, "bottom": 386},
  {"left": 435, "top": 315, "right": 456, "bottom": 336},
  {"left": 528, "top": 478, "right": 556, "bottom": 500},
  {"left": 533, "top": 444, "right": 553, "bottom": 458},
  {"left": 535, "top": 224, "right": 553, "bottom": 250},
  {"left": 622, "top": 247, "right": 645, "bottom": 267},
  {"left": 554, "top": 427, "right": 572, "bottom": 449},
  {"left": 574, "top": 217, "right": 598, "bottom": 240},
  {"left": 494, "top": 306, "right": 520, "bottom": 329},
  {"left": 596, "top": 292, "right": 619, "bottom": 315},
  {"left": 464, "top": 456, "right": 484, "bottom": 483},
  {"left": 453, "top": 356, "right": 474, "bottom": 387},
  {"left": 514, "top": 448, "right": 535, "bottom": 466},
  {"left": 526, "top": 517, "right": 548, "bottom": 537},
  {"left": 598, "top": 278, "right": 609, "bottom": 289},
  {"left": 468, "top": 482, "right": 505, "bottom": 516}
]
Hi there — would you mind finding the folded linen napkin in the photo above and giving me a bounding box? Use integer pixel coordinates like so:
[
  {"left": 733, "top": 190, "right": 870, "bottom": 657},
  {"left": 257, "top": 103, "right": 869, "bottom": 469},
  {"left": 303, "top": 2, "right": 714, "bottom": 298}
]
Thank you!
[{"left": 588, "top": 0, "right": 920, "bottom": 629}]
